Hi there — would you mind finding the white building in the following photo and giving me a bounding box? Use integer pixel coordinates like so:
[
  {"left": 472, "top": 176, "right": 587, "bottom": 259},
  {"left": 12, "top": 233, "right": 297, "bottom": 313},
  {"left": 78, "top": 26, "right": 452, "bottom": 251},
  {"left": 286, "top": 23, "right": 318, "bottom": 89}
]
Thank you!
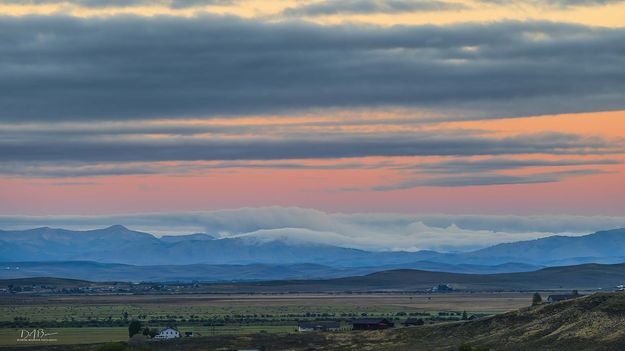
[
  {"left": 154, "top": 327, "right": 180, "bottom": 339},
  {"left": 297, "top": 321, "right": 340, "bottom": 332}
]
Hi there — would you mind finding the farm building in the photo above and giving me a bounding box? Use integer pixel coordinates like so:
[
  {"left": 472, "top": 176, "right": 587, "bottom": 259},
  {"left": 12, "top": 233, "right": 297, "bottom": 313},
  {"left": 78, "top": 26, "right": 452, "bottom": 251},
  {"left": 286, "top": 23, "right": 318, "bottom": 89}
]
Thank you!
[
  {"left": 404, "top": 318, "right": 425, "bottom": 327},
  {"left": 153, "top": 327, "right": 180, "bottom": 339},
  {"left": 297, "top": 321, "right": 340, "bottom": 332},
  {"left": 431, "top": 284, "right": 454, "bottom": 292},
  {"left": 547, "top": 294, "right": 580, "bottom": 304},
  {"left": 351, "top": 318, "right": 394, "bottom": 330}
]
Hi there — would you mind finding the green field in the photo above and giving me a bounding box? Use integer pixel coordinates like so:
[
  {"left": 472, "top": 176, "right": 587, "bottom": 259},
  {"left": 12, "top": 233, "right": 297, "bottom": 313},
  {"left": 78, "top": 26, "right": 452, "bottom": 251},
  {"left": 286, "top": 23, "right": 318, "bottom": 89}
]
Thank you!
[
  {"left": 0, "top": 325, "right": 301, "bottom": 347},
  {"left": 1, "top": 303, "right": 421, "bottom": 324},
  {"left": 0, "top": 293, "right": 531, "bottom": 347}
]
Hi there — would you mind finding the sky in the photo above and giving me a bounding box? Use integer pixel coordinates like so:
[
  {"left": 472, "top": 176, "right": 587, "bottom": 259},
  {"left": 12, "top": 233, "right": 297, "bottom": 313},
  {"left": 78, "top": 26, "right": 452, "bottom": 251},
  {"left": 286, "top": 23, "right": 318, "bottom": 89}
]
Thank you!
[{"left": 1, "top": 0, "right": 625, "bottom": 249}]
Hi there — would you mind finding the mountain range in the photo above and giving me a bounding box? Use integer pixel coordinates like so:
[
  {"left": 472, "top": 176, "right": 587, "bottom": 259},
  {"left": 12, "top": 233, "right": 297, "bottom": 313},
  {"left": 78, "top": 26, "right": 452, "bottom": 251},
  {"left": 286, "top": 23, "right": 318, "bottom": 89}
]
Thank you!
[
  {"left": 1, "top": 226, "right": 624, "bottom": 282},
  {"left": 0, "top": 260, "right": 541, "bottom": 282},
  {"left": 183, "top": 263, "right": 625, "bottom": 292}
]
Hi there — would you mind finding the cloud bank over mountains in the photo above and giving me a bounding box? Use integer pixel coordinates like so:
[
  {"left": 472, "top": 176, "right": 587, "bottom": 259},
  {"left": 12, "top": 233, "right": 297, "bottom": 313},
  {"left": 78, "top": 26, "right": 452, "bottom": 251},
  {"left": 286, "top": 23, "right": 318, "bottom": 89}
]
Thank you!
[{"left": 2, "top": 207, "right": 624, "bottom": 251}]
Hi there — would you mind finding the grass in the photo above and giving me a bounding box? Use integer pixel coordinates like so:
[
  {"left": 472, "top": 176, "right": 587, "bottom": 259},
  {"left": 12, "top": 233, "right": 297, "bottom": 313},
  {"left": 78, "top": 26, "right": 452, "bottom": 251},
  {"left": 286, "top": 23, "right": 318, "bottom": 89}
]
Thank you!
[
  {"left": 0, "top": 327, "right": 127, "bottom": 346},
  {"left": 0, "top": 293, "right": 532, "bottom": 347},
  {"left": 3, "top": 292, "right": 624, "bottom": 351},
  {"left": 0, "top": 326, "right": 300, "bottom": 346}
]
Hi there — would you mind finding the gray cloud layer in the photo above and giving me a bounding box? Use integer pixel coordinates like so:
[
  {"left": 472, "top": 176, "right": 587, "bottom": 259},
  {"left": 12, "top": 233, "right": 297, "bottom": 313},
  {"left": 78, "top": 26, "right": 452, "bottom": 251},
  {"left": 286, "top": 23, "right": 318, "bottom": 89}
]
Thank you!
[
  {"left": 480, "top": 0, "right": 625, "bottom": 8},
  {"left": 372, "top": 169, "right": 609, "bottom": 190},
  {"left": 1, "top": 157, "right": 618, "bottom": 178},
  {"left": 1, "top": 207, "right": 624, "bottom": 251},
  {"left": 413, "top": 158, "right": 621, "bottom": 173},
  {"left": 1, "top": 16, "right": 625, "bottom": 121},
  {"left": 282, "top": 0, "right": 466, "bottom": 16},
  {"left": 0, "top": 0, "right": 235, "bottom": 8},
  {"left": 0, "top": 132, "right": 618, "bottom": 163},
  {"left": 3, "top": 0, "right": 621, "bottom": 10}
]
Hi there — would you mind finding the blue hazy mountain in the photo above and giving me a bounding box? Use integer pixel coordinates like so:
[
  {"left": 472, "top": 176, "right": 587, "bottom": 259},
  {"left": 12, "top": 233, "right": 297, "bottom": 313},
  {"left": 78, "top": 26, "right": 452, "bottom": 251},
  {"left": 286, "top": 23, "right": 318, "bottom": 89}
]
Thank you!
[
  {"left": 0, "top": 260, "right": 543, "bottom": 282},
  {"left": 0, "top": 225, "right": 444, "bottom": 266},
  {"left": 0, "top": 226, "right": 623, "bottom": 269},
  {"left": 452, "top": 228, "right": 625, "bottom": 266}
]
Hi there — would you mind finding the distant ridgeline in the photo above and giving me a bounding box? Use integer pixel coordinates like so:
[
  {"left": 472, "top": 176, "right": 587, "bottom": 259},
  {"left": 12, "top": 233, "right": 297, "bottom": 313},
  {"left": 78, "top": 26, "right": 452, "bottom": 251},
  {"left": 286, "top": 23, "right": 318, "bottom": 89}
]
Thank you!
[{"left": 0, "top": 226, "right": 625, "bottom": 283}]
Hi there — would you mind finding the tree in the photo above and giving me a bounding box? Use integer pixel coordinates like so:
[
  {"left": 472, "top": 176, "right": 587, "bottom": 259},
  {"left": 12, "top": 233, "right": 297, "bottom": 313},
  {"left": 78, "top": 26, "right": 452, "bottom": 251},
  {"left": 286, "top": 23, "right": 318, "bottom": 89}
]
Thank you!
[
  {"left": 148, "top": 328, "right": 159, "bottom": 338},
  {"left": 572, "top": 290, "right": 579, "bottom": 296},
  {"left": 532, "top": 292, "right": 543, "bottom": 306},
  {"left": 128, "top": 320, "right": 142, "bottom": 338},
  {"left": 461, "top": 310, "right": 468, "bottom": 320}
]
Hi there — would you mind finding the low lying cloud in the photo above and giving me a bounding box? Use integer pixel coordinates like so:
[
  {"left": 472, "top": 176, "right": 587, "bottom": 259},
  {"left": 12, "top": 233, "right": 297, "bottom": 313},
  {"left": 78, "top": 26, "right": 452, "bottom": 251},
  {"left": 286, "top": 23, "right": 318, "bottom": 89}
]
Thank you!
[{"left": 1, "top": 207, "right": 624, "bottom": 251}]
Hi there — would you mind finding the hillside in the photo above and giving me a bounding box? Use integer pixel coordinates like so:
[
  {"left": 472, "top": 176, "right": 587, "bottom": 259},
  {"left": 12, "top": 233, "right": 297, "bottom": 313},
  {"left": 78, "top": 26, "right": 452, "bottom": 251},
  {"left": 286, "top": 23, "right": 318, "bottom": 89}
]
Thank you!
[
  {"left": 197, "top": 263, "right": 625, "bottom": 292},
  {"left": 0, "top": 260, "right": 541, "bottom": 282},
  {"left": 0, "top": 261, "right": 376, "bottom": 282},
  {"left": 5, "top": 263, "right": 622, "bottom": 292},
  {"left": 400, "top": 291, "right": 625, "bottom": 350}
]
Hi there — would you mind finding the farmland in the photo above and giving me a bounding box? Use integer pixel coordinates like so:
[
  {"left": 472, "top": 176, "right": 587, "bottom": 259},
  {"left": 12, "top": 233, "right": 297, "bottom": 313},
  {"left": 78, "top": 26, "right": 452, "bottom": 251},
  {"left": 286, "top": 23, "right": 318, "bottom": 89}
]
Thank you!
[
  {"left": 3, "top": 292, "right": 625, "bottom": 351},
  {"left": 0, "top": 292, "right": 532, "bottom": 347}
]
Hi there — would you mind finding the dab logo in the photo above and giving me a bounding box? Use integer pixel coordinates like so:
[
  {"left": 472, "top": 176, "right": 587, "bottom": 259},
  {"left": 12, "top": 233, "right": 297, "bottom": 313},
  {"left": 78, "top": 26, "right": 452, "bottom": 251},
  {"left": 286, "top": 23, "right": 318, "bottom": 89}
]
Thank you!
[{"left": 17, "top": 329, "right": 58, "bottom": 342}]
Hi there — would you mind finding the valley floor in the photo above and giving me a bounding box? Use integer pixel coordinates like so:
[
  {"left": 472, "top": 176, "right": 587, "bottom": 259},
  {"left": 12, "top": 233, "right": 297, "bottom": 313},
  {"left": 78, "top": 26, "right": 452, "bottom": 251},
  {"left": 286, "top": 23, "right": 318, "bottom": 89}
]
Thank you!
[
  {"left": 5, "top": 292, "right": 625, "bottom": 351},
  {"left": 0, "top": 292, "right": 531, "bottom": 348}
]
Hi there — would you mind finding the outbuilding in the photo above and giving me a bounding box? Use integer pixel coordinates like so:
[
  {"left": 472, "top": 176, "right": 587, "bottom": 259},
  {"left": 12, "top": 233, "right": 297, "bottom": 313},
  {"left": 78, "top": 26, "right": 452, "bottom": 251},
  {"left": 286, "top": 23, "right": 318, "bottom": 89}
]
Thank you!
[
  {"left": 547, "top": 294, "right": 580, "bottom": 304},
  {"left": 351, "top": 318, "right": 394, "bottom": 330},
  {"left": 297, "top": 321, "right": 341, "bottom": 332},
  {"left": 153, "top": 327, "right": 180, "bottom": 339}
]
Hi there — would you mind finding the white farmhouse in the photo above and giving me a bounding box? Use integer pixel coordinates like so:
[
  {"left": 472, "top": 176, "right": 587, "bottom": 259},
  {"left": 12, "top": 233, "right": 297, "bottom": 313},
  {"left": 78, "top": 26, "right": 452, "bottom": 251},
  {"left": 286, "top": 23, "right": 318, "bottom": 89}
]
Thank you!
[{"left": 154, "top": 327, "right": 180, "bottom": 339}]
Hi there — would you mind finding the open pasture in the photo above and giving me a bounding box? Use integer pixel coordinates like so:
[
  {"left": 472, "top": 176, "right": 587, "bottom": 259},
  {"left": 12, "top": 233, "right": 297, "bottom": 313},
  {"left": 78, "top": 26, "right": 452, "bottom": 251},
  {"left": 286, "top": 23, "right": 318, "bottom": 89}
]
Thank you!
[{"left": 0, "top": 292, "right": 534, "bottom": 346}]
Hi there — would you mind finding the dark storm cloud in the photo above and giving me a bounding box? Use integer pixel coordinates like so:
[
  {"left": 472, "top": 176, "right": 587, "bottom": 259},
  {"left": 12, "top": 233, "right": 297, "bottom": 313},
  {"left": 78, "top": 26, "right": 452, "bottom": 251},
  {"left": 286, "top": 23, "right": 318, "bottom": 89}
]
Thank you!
[
  {"left": 281, "top": 0, "right": 466, "bottom": 16},
  {"left": 0, "top": 132, "right": 618, "bottom": 163},
  {"left": 0, "top": 16, "right": 624, "bottom": 121},
  {"left": 0, "top": 0, "right": 235, "bottom": 8},
  {"left": 372, "top": 169, "right": 610, "bottom": 190}
]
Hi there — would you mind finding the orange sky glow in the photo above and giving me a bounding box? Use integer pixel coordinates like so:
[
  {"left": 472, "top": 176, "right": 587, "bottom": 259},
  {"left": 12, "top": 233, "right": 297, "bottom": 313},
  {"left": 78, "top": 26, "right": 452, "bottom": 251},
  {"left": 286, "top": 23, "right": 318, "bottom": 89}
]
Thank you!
[{"left": 1, "top": 0, "right": 624, "bottom": 218}]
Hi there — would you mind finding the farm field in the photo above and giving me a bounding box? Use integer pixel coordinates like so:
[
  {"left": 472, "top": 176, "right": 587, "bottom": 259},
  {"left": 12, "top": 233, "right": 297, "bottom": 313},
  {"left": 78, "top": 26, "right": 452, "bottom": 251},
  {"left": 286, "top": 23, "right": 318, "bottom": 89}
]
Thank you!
[
  {"left": 0, "top": 326, "right": 297, "bottom": 347},
  {"left": 0, "top": 292, "right": 534, "bottom": 347}
]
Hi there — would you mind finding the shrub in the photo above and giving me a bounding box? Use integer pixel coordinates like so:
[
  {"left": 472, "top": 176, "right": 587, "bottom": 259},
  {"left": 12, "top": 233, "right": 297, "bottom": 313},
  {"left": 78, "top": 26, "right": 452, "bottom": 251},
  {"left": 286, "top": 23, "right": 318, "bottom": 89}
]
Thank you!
[{"left": 532, "top": 293, "right": 543, "bottom": 306}]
